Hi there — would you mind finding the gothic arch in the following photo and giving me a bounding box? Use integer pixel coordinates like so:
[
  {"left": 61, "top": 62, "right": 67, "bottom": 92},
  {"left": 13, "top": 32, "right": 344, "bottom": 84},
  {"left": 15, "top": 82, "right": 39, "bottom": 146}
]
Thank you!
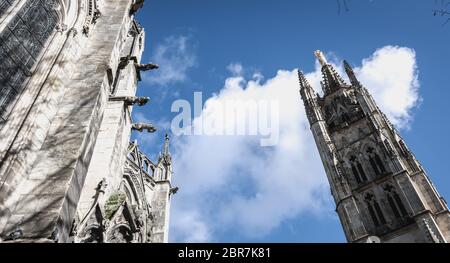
[
  {"left": 382, "top": 183, "right": 409, "bottom": 220},
  {"left": 122, "top": 174, "right": 141, "bottom": 207},
  {"left": 363, "top": 191, "right": 387, "bottom": 228},
  {"left": 343, "top": 150, "right": 369, "bottom": 185},
  {"left": 363, "top": 144, "right": 388, "bottom": 177}
]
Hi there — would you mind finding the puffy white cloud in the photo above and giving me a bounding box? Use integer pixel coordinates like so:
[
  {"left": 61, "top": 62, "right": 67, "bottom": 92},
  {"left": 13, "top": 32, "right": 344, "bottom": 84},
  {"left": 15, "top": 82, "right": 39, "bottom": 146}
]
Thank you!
[
  {"left": 355, "top": 46, "right": 420, "bottom": 128},
  {"left": 170, "top": 209, "right": 212, "bottom": 243},
  {"left": 169, "top": 46, "right": 420, "bottom": 242},
  {"left": 143, "top": 35, "right": 196, "bottom": 86}
]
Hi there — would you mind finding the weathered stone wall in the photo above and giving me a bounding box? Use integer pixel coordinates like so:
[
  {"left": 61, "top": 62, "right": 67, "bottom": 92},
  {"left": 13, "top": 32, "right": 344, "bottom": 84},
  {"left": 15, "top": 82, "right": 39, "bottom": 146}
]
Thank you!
[
  {"left": 0, "top": 0, "right": 138, "bottom": 242},
  {"left": 150, "top": 160, "right": 173, "bottom": 243},
  {"left": 75, "top": 19, "right": 144, "bottom": 231}
]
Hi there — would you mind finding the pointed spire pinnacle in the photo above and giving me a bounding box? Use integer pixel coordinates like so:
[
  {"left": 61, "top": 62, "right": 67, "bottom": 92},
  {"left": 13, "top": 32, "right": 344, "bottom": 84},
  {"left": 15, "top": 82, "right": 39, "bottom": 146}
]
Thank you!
[
  {"left": 343, "top": 60, "right": 352, "bottom": 71},
  {"left": 297, "top": 70, "right": 312, "bottom": 90},
  {"left": 158, "top": 133, "right": 172, "bottom": 166},
  {"left": 163, "top": 133, "right": 170, "bottom": 156},
  {"left": 298, "top": 69, "right": 322, "bottom": 124},
  {"left": 298, "top": 69, "right": 319, "bottom": 110},
  {"left": 343, "top": 60, "right": 361, "bottom": 87},
  {"left": 314, "top": 50, "right": 346, "bottom": 94}
]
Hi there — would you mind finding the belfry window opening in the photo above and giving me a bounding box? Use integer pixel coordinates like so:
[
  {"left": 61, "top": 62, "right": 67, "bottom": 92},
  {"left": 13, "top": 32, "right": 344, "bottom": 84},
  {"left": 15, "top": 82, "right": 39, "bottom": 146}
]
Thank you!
[
  {"left": 384, "top": 185, "right": 408, "bottom": 219},
  {"left": 367, "top": 147, "right": 386, "bottom": 176},
  {"left": 365, "top": 193, "right": 387, "bottom": 227},
  {"left": 349, "top": 155, "right": 368, "bottom": 184}
]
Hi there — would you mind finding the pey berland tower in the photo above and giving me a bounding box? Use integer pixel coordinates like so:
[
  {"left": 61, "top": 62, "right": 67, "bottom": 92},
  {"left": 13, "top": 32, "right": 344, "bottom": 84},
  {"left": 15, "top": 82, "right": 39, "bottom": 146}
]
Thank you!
[
  {"left": 299, "top": 51, "right": 450, "bottom": 243},
  {"left": 0, "top": 0, "right": 176, "bottom": 243}
]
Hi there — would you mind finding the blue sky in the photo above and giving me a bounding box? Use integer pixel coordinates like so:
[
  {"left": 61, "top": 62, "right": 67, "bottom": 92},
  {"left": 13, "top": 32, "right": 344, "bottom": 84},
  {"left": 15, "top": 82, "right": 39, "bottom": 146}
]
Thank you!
[{"left": 132, "top": 0, "right": 450, "bottom": 242}]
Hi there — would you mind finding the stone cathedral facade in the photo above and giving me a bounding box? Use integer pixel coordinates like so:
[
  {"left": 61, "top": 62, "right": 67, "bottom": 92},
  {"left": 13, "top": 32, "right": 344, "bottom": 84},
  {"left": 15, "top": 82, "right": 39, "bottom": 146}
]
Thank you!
[
  {"left": 299, "top": 51, "right": 450, "bottom": 243},
  {"left": 0, "top": 0, "right": 177, "bottom": 243}
]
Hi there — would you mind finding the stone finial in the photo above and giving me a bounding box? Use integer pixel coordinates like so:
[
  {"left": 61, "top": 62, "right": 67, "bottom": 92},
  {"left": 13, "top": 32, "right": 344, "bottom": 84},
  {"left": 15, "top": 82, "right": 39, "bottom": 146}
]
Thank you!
[
  {"left": 315, "top": 50, "right": 328, "bottom": 66},
  {"left": 163, "top": 133, "right": 170, "bottom": 155}
]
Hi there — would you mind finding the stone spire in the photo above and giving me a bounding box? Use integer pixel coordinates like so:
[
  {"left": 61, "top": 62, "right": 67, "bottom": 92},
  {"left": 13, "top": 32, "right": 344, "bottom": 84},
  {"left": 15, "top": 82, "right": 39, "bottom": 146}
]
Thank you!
[
  {"left": 298, "top": 70, "right": 315, "bottom": 102},
  {"left": 298, "top": 70, "right": 323, "bottom": 125},
  {"left": 163, "top": 133, "right": 170, "bottom": 157},
  {"left": 299, "top": 50, "right": 450, "bottom": 243},
  {"left": 314, "top": 50, "right": 346, "bottom": 95},
  {"left": 343, "top": 60, "right": 361, "bottom": 88},
  {"left": 159, "top": 133, "right": 172, "bottom": 165},
  {"left": 298, "top": 70, "right": 312, "bottom": 91}
]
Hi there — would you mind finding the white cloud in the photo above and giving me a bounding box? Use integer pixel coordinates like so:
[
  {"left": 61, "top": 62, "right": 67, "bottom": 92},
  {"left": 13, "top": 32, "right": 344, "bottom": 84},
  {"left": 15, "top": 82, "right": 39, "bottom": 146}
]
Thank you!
[
  {"left": 226, "top": 63, "right": 244, "bottom": 76},
  {"left": 169, "top": 46, "right": 420, "bottom": 242},
  {"left": 355, "top": 46, "right": 420, "bottom": 128},
  {"left": 170, "top": 209, "right": 212, "bottom": 243},
  {"left": 143, "top": 35, "right": 196, "bottom": 86}
]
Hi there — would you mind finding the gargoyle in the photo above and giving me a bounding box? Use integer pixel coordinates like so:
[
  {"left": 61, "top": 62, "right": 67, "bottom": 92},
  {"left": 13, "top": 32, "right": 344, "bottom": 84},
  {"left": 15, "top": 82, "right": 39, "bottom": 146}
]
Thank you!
[
  {"left": 109, "top": 96, "right": 150, "bottom": 106},
  {"left": 130, "top": 0, "right": 145, "bottom": 16},
  {"left": 132, "top": 123, "right": 157, "bottom": 133},
  {"left": 135, "top": 63, "right": 159, "bottom": 81},
  {"left": 170, "top": 187, "right": 179, "bottom": 195},
  {"left": 136, "top": 63, "right": 159, "bottom": 71}
]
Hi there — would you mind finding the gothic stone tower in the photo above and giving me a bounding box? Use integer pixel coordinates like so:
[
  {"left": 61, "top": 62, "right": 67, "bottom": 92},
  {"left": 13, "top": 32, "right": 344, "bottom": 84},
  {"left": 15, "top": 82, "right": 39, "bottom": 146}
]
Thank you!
[
  {"left": 0, "top": 0, "right": 176, "bottom": 243},
  {"left": 299, "top": 51, "right": 450, "bottom": 243}
]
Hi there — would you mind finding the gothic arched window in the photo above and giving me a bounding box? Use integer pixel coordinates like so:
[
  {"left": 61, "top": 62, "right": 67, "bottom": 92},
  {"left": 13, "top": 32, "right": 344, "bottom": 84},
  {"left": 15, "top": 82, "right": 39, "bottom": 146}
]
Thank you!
[
  {"left": 365, "top": 193, "right": 386, "bottom": 227},
  {"left": 367, "top": 147, "right": 386, "bottom": 176},
  {"left": 349, "top": 155, "right": 368, "bottom": 184},
  {"left": 0, "top": 0, "right": 60, "bottom": 121},
  {"left": 383, "top": 184, "right": 408, "bottom": 219}
]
